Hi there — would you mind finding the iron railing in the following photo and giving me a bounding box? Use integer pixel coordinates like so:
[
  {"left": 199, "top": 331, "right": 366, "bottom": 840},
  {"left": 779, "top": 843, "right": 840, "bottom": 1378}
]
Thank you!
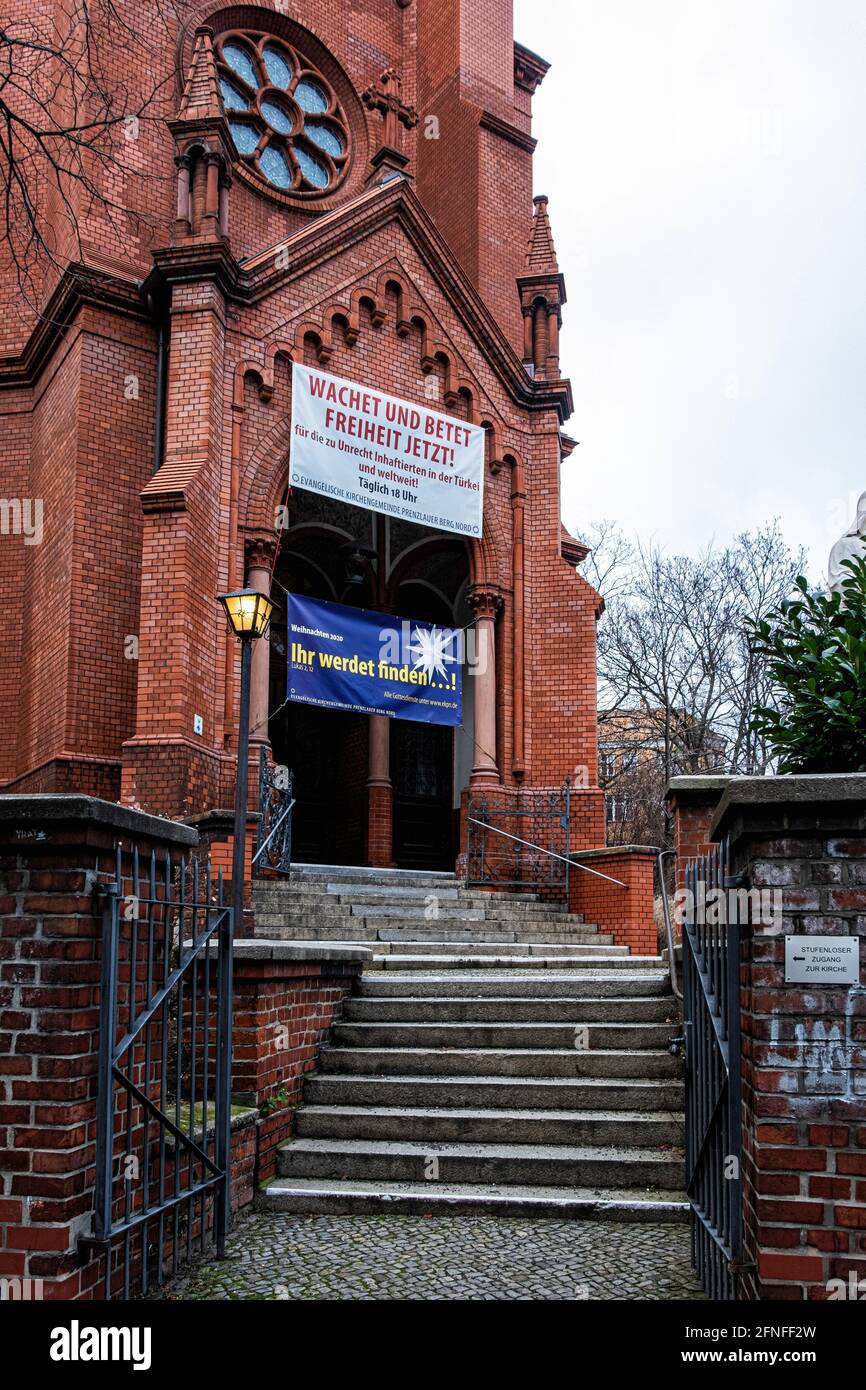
[
  {"left": 466, "top": 780, "right": 574, "bottom": 894},
  {"left": 466, "top": 818, "right": 628, "bottom": 889},
  {"left": 254, "top": 746, "right": 294, "bottom": 875},
  {"left": 683, "top": 835, "right": 744, "bottom": 1300},
  {"left": 90, "top": 845, "right": 233, "bottom": 1298}
]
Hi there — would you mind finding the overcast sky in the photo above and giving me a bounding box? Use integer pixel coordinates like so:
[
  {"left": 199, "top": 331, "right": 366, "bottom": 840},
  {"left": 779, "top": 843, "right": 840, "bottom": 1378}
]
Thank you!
[{"left": 513, "top": 0, "right": 866, "bottom": 576}]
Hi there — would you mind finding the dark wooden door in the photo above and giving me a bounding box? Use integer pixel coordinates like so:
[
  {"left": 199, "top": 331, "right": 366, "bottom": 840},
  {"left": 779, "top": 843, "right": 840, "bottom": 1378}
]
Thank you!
[
  {"left": 391, "top": 721, "right": 454, "bottom": 870},
  {"left": 285, "top": 705, "right": 366, "bottom": 865}
]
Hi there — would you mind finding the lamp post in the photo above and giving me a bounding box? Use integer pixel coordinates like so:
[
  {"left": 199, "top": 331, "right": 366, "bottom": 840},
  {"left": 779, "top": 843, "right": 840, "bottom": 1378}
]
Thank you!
[{"left": 214, "top": 587, "right": 274, "bottom": 1254}]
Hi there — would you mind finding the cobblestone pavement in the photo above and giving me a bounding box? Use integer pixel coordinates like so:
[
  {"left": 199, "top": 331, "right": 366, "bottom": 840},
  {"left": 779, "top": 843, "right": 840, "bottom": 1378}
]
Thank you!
[{"left": 160, "top": 1213, "right": 705, "bottom": 1301}]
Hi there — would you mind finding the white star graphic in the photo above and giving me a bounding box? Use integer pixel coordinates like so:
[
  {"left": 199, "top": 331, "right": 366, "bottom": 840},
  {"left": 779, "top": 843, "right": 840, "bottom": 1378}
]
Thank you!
[{"left": 408, "top": 626, "right": 457, "bottom": 682}]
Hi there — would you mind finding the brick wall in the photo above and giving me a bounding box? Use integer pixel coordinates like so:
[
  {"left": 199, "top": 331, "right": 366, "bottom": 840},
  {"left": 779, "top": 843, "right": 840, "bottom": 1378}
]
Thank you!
[
  {"left": 0, "top": 794, "right": 365, "bottom": 1298},
  {"left": 568, "top": 846, "right": 657, "bottom": 957}
]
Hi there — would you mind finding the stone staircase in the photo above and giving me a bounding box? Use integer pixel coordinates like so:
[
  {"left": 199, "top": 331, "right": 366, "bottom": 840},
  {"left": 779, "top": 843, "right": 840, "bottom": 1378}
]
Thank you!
[
  {"left": 254, "top": 867, "right": 688, "bottom": 1221},
  {"left": 252, "top": 865, "right": 612, "bottom": 945}
]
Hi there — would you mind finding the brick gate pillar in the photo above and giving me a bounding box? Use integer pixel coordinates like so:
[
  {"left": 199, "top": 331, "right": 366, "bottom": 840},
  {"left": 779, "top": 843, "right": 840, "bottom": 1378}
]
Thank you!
[
  {"left": 708, "top": 774, "right": 866, "bottom": 1301},
  {"left": 666, "top": 775, "right": 730, "bottom": 890},
  {"left": 0, "top": 795, "right": 197, "bottom": 1299}
]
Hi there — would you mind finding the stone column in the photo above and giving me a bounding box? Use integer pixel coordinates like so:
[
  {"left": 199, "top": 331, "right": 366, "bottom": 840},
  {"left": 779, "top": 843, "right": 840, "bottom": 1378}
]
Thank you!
[
  {"left": 522, "top": 307, "right": 534, "bottom": 365},
  {"left": 546, "top": 307, "right": 560, "bottom": 376},
  {"left": 218, "top": 172, "right": 231, "bottom": 241},
  {"left": 203, "top": 151, "right": 222, "bottom": 233},
  {"left": 245, "top": 537, "right": 275, "bottom": 754},
  {"left": 468, "top": 586, "right": 502, "bottom": 784},
  {"left": 366, "top": 714, "right": 394, "bottom": 867},
  {"left": 174, "top": 153, "right": 191, "bottom": 237},
  {"left": 532, "top": 300, "right": 548, "bottom": 376}
]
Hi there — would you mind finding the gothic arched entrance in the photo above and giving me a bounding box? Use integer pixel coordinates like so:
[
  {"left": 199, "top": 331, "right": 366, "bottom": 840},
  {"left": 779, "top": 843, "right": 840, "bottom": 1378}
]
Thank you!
[{"left": 266, "top": 492, "right": 473, "bottom": 869}]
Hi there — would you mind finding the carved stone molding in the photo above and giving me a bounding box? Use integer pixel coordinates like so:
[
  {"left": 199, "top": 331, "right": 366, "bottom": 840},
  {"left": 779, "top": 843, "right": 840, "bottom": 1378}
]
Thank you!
[
  {"left": 467, "top": 585, "right": 504, "bottom": 621},
  {"left": 244, "top": 535, "right": 277, "bottom": 571}
]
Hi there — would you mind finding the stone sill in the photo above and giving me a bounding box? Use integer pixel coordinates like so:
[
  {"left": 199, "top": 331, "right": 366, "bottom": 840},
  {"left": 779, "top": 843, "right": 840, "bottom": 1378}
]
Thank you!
[
  {"left": 0, "top": 793, "right": 198, "bottom": 845},
  {"left": 711, "top": 772, "right": 866, "bottom": 839}
]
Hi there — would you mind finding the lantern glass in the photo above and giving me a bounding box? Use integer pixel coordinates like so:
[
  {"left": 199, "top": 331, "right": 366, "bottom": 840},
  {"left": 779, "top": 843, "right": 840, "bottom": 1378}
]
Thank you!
[{"left": 217, "top": 589, "right": 274, "bottom": 638}]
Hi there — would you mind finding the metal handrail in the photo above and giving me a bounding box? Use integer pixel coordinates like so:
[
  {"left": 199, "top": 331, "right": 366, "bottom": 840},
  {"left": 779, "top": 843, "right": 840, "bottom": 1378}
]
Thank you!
[
  {"left": 656, "top": 847, "right": 682, "bottom": 1001},
  {"left": 466, "top": 817, "right": 628, "bottom": 888}
]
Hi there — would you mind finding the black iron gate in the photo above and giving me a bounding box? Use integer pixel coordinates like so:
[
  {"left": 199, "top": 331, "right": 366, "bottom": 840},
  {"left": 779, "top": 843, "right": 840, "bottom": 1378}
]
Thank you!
[
  {"left": 466, "top": 779, "right": 572, "bottom": 894},
  {"left": 683, "top": 836, "right": 744, "bottom": 1300},
  {"left": 91, "top": 844, "right": 233, "bottom": 1298},
  {"left": 254, "top": 746, "right": 294, "bottom": 875}
]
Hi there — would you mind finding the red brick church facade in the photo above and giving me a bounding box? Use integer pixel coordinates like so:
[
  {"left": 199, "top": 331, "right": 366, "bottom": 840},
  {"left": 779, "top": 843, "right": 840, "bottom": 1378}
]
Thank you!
[{"left": 0, "top": 0, "right": 605, "bottom": 873}]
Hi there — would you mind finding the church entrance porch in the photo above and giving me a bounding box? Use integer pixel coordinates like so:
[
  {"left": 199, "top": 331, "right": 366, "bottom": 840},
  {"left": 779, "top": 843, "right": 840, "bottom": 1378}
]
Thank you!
[{"left": 263, "top": 493, "right": 474, "bottom": 870}]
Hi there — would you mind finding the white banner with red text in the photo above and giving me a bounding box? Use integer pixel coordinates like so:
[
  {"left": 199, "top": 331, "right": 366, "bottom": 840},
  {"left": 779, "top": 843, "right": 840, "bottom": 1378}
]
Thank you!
[{"left": 289, "top": 363, "right": 484, "bottom": 537}]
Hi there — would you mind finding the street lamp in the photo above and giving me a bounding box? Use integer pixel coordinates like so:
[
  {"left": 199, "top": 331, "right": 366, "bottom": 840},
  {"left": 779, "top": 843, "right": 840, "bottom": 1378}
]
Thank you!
[
  {"left": 214, "top": 587, "right": 273, "bottom": 1254},
  {"left": 217, "top": 588, "right": 275, "bottom": 638}
]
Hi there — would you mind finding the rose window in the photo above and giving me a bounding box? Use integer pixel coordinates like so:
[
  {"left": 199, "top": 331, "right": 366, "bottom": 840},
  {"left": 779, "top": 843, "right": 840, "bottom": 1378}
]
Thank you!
[{"left": 215, "top": 32, "right": 350, "bottom": 197}]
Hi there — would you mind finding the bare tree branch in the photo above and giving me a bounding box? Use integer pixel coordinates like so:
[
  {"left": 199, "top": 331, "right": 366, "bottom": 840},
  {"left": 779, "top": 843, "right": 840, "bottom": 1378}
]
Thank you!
[
  {"left": 586, "top": 520, "right": 808, "bottom": 844},
  {"left": 0, "top": 2, "right": 182, "bottom": 315}
]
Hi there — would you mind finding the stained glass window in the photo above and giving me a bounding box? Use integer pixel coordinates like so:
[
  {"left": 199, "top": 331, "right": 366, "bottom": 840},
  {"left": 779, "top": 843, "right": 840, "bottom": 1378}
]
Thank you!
[{"left": 215, "top": 33, "right": 350, "bottom": 196}]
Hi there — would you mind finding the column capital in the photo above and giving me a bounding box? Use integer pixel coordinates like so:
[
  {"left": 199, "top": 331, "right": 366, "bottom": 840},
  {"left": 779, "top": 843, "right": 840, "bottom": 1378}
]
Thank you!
[
  {"left": 244, "top": 535, "right": 277, "bottom": 571},
  {"left": 467, "top": 585, "right": 504, "bottom": 620}
]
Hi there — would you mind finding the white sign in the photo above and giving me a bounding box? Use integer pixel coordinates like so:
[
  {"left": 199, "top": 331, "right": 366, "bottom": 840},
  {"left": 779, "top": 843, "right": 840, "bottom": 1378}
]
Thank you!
[
  {"left": 784, "top": 935, "right": 860, "bottom": 985},
  {"left": 289, "top": 363, "right": 484, "bottom": 537}
]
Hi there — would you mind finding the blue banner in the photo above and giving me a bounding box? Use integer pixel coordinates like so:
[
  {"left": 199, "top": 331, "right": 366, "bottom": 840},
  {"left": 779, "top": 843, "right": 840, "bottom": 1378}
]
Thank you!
[{"left": 286, "top": 594, "right": 463, "bottom": 727}]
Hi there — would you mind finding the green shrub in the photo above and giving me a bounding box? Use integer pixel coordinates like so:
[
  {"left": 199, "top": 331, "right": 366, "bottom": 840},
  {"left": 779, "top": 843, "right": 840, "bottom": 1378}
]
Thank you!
[{"left": 748, "top": 557, "right": 866, "bottom": 773}]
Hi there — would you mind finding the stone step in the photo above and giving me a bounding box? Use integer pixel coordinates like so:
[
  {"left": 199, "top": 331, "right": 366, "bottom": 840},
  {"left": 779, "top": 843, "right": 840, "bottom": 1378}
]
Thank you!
[
  {"left": 365, "top": 941, "right": 625, "bottom": 960},
  {"left": 264, "top": 874, "right": 457, "bottom": 893},
  {"left": 343, "top": 994, "right": 675, "bottom": 1023},
  {"left": 375, "top": 927, "right": 611, "bottom": 946},
  {"left": 275, "top": 1136, "right": 685, "bottom": 1190},
  {"left": 287, "top": 864, "right": 457, "bottom": 882},
  {"left": 304, "top": 1072, "right": 685, "bottom": 1112},
  {"left": 319, "top": 1045, "right": 681, "bottom": 1079},
  {"left": 250, "top": 889, "right": 575, "bottom": 911},
  {"left": 358, "top": 972, "right": 671, "bottom": 998},
  {"left": 245, "top": 925, "right": 615, "bottom": 946},
  {"left": 253, "top": 904, "right": 591, "bottom": 925},
  {"left": 331, "top": 1020, "right": 676, "bottom": 1050},
  {"left": 257, "top": 883, "right": 560, "bottom": 908},
  {"left": 327, "top": 908, "right": 585, "bottom": 925},
  {"left": 295, "top": 1104, "right": 685, "bottom": 1148},
  {"left": 365, "top": 952, "right": 647, "bottom": 972},
  {"left": 252, "top": 899, "right": 568, "bottom": 921},
  {"left": 352, "top": 905, "right": 489, "bottom": 921},
  {"left": 258, "top": 1176, "right": 690, "bottom": 1222}
]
